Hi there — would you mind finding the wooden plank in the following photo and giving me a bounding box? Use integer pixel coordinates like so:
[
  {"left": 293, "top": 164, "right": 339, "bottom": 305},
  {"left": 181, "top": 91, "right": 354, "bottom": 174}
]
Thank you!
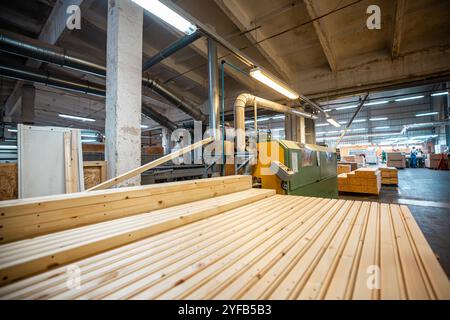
[
  {"left": 1, "top": 195, "right": 448, "bottom": 300},
  {"left": 87, "top": 137, "right": 213, "bottom": 191},
  {"left": 0, "top": 163, "right": 18, "bottom": 201},
  {"left": 398, "top": 205, "right": 450, "bottom": 299},
  {"left": 0, "top": 175, "right": 250, "bottom": 217},
  {"left": 0, "top": 189, "right": 275, "bottom": 286},
  {"left": 63, "top": 132, "right": 73, "bottom": 193},
  {"left": 70, "top": 130, "right": 79, "bottom": 193},
  {"left": 379, "top": 203, "right": 405, "bottom": 299},
  {"left": 0, "top": 196, "right": 279, "bottom": 299},
  {"left": 389, "top": 204, "right": 429, "bottom": 299},
  {"left": 0, "top": 177, "right": 251, "bottom": 244}
]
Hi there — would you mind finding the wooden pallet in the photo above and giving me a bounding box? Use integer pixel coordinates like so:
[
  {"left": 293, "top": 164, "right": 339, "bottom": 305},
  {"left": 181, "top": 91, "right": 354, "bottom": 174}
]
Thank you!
[{"left": 1, "top": 195, "right": 448, "bottom": 300}]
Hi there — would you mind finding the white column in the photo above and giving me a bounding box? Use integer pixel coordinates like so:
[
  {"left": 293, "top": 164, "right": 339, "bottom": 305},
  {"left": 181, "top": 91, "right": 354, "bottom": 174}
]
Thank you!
[{"left": 105, "top": 0, "right": 143, "bottom": 187}]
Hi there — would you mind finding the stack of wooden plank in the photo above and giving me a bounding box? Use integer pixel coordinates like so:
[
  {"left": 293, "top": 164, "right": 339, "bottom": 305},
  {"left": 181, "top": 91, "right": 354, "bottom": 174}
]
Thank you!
[
  {"left": 380, "top": 167, "right": 398, "bottom": 185},
  {"left": 337, "top": 164, "right": 352, "bottom": 175},
  {"left": 0, "top": 195, "right": 448, "bottom": 300},
  {"left": 338, "top": 168, "right": 381, "bottom": 195},
  {"left": 338, "top": 161, "right": 358, "bottom": 172},
  {"left": 387, "top": 152, "right": 406, "bottom": 168}
]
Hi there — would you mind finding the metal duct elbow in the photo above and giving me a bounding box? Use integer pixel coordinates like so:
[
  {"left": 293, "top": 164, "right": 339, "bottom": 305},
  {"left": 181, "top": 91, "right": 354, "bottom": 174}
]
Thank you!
[
  {"left": 143, "top": 77, "right": 208, "bottom": 123},
  {"left": 234, "top": 93, "right": 317, "bottom": 152}
]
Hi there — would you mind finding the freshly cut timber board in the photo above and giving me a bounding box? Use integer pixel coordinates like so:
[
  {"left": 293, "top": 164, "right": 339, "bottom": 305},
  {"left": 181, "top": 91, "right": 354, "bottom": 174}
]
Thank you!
[{"left": 0, "top": 192, "right": 448, "bottom": 300}]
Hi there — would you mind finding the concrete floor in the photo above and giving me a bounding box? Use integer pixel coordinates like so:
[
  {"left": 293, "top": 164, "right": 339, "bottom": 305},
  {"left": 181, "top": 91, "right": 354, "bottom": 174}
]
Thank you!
[{"left": 339, "top": 168, "right": 450, "bottom": 277}]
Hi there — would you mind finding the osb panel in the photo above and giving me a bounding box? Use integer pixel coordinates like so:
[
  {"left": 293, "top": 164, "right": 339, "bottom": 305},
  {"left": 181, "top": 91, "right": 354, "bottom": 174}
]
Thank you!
[
  {"left": 0, "top": 163, "right": 18, "bottom": 201},
  {"left": 83, "top": 167, "right": 101, "bottom": 190}
]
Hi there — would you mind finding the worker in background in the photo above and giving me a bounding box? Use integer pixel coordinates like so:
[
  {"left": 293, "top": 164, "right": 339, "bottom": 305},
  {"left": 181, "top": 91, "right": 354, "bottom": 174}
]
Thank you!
[
  {"left": 382, "top": 150, "right": 386, "bottom": 164},
  {"left": 410, "top": 147, "right": 417, "bottom": 168}
]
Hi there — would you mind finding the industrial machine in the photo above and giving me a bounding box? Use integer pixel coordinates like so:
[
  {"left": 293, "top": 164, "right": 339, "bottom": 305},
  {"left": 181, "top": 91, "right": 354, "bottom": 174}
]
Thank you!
[{"left": 252, "top": 140, "right": 338, "bottom": 198}]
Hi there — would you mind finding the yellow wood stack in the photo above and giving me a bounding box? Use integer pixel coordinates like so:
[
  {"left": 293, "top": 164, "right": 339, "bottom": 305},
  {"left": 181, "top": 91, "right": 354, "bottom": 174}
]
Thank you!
[
  {"left": 0, "top": 195, "right": 448, "bottom": 300},
  {"left": 337, "top": 164, "right": 352, "bottom": 175},
  {"left": 380, "top": 167, "right": 399, "bottom": 185},
  {"left": 338, "top": 168, "right": 381, "bottom": 195}
]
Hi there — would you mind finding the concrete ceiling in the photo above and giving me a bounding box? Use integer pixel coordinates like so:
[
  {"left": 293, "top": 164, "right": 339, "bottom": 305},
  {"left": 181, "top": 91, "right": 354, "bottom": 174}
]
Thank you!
[{"left": 0, "top": 0, "right": 449, "bottom": 132}]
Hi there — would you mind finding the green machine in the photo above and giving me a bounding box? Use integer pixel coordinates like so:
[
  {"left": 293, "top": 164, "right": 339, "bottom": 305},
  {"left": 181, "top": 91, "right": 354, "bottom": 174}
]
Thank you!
[{"left": 253, "top": 140, "right": 338, "bottom": 198}]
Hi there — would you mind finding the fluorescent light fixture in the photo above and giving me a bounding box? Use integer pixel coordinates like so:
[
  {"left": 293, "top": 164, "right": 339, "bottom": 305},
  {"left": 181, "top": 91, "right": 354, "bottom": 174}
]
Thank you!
[
  {"left": 415, "top": 112, "right": 439, "bottom": 117},
  {"left": 0, "top": 145, "right": 17, "bottom": 150},
  {"left": 131, "top": 0, "right": 197, "bottom": 35},
  {"left": 271, "top": 115, "right": 285, "bottom": 120},
  {"left": 315, "top": 123, "right": 329, "bottom": 127},
  {"left": 351, "top": 128, "right": 366, "bottom": 131},
  {"left": 141, "top": 125, "right": 149, "bottom": 129},
  {"left": 82, "top": 139, "right": 98, "bottom": 143},
  {"left": 249, "top": 68, "right": 299, "bottom": 100},
  {"left": 369, "top": 117, "right": 388, "bottom": 121},
  {"left": 395, "top": 95, "right": 424, "bottom": 102},
  {"left": 335, "top": 105, "right": 358, "bottom": 111},
  {"left": 338, "top": 121, "right": 347, "bottom": 125},
  {"left": 353, "top": 119, "right": 366, "bottom": 123},
  {"left": 374, "top": 126, "right": 390, "bottom": 130},
  {"left": 431, "top": 92, "right": 448, "bottom": 97},
  {"left": 271, "top": 128, "right": 284, "bottom": 131},
  {"left": 59, "top": 114, "right": 95, "bottom": 122},
  {"left": 81, "top": 133, "right": 98, "bottom": 138},
  {"left": 326, "top": 118, "right": 341, "bottom": 128},
  {"left": 7, "top": 129, "right": 17, "bottom": 133},
  {"left": 364, "top": 100, "right": 389, "bottom": 106}
]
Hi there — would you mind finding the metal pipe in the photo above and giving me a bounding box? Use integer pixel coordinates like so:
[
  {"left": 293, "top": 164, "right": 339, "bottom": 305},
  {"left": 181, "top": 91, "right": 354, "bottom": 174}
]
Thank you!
[
  {"left": 0, "top": 64, "right": 105, "bottom": 96},
  {"left": 142, "top": 30, "right": 202, "bottom": 71},
  {"left": 142, "top": 76, "right": 207, "bottom": 123},
  {"left": 207, "top": 39, "right": 220, "bottom": 136},
  {"left": 0, "top": 30, "right": 207, "bottom": 122},
  {"left": 233, "top": 93, "right": 318, "bottom": 153},
  {"left": 141, "top": 103, "right": 179, "bottom": 132},
  {"left": 335, "top": 94, "right": 369, "bottom": 147},
  {"left": 0, "top": 63, "right": 179, "bottom": 130}
]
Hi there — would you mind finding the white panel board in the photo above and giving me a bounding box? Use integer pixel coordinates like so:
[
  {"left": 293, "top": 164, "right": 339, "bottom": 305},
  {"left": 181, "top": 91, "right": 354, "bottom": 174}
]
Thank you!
[{"left": 18, "top": 125, "right": 83, "bottom": 198}]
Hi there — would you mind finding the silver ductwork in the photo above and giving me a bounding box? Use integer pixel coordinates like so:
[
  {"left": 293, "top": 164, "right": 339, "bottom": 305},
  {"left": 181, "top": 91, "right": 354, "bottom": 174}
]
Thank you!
[
  {"left": 401, "top": 121, "right": 448, "bottom": 134},
  {"left": 234, "top": 93, "right": 318, "bottom": 152},
  {"left": 0, "top": 30, "right": 207, "bottom": 122},
  {"left": 0, "top": 63, "right": 179, "bottom": 131}
]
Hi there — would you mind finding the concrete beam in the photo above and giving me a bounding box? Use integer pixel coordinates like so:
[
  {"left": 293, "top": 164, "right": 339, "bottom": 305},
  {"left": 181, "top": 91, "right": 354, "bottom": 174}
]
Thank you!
[
  {"left": 105, "top": 0, "right": 143, "bottom": 187},
  {"left": 304, "top": 0, "right": 337, "bottom": 72},
  {"left": 296, "top": 46, "right": 450, "bottom": 100},
  {"left": 214, "top": 0, "right": 291, "bottom": 81},
  {"left": 392, "top": 0, "right": 406, "bottom": 58},
  {"left": 81, "top": 7, "right": 206, "bottom": 89}
]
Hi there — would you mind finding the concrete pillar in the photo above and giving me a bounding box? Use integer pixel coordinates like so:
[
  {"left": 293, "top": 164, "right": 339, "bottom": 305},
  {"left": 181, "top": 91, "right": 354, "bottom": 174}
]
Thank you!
[
  {"left": 105, "top": 0, "right": 143, "bottom": 187},
  {"left": 21, "top": 84, "right": 35, "bottom": 124}
]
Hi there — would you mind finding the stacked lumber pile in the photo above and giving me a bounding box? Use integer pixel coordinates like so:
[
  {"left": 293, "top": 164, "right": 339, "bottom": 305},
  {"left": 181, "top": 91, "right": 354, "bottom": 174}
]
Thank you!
[
  {"left": 338, "top": 161, "right": 358, "bottom": 172},
  {"left": 342, "top": 155, "right": 365, "bottom": 167},
  {"left": 337, "top": 164, "right": 352, "bottom": 175},
  {"left": 380, "top": 167, "right": 398, "bottom": 185},
  {"left": 338, "top": 168, "right": 381, "bottom": 195},
  {"left": 426, "top": 153, "right": 449, "bottom": 169},
  {"left": 0, "top": 196, "right": 448, "bottom": 300},
  {"left": 387, "top": 152, "right": 406, "bottom": 168}
]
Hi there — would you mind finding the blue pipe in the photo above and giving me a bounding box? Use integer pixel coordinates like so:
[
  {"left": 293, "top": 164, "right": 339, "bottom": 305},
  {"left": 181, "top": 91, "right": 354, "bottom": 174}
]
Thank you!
[{"left": 142, "top": 30, "right": 202, "bottom": 71}]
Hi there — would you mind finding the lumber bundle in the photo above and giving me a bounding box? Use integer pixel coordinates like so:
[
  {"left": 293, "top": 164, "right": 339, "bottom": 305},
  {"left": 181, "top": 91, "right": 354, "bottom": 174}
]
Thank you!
[
  {"left": 0, "top": 197, "right": 448, "bottom": 300},
  {"left": 338, "top": 168, "right": 381, "bottom": 195},
  {"left": 380, "top": 167, "right": 398, "bottom": 185},
  {"left": 0, "top": 175, "right": 252, "bottom": 244},
  {"left": 0, "top": 188, "right": 275, "bottom": 286},
  {"left": 337, "top": 164, "right": 352, "bottom": 175},
  {"left": 338, "top": 161, "right": 358, "bottom": 172},
  {"left": 387, "top": 152, "right": 406, "bottom": 168}
]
